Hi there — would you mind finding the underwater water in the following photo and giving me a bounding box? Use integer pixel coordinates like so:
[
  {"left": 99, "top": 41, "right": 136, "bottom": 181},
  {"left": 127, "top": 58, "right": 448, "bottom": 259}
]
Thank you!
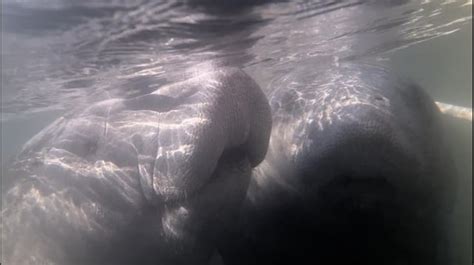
[{"left": 1, "top": 0, "right": 471, "bottom": 264}]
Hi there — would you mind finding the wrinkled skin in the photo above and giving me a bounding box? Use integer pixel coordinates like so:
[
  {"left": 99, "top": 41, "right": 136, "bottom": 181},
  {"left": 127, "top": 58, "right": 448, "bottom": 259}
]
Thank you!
[
  {"left": 2, "top": 62, "right": 455, "bottom": 265},
  {"left": 2, "top": 1, "right": 457, "bottom": 265},
  {"left": 2, "top": 67, "right": 272, "bottom": 265},
  {"left": 218, "top": 63, "right": 455, "bottom": 265}
]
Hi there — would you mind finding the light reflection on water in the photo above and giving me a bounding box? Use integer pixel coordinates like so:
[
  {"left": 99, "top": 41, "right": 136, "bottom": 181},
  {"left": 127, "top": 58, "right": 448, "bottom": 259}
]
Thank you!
[{"left": 1, "top": 0, "right": 471, "bottom": 263}]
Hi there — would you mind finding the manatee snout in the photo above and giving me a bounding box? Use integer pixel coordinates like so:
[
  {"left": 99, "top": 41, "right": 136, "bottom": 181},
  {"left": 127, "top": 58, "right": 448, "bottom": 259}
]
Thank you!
[
  {"left": 298, "top": 104, "right": 430, "bottom": 264},
  {"left": 298, "top": 69, "right": 453, "bottom": 265},
  {"left": 230, "top": 64, "right": 455, "bottom": 265}
]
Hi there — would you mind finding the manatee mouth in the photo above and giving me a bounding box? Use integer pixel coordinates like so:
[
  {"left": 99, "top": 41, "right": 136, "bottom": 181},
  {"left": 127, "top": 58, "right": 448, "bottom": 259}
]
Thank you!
[
  {"left": 302, "top": 122, "right": 421, "bottom": 223},
  {"left": 205, "top": 147, "right": 249, "bottom": 182},
  {"left": 161, "top": 147, "right": 252, "bottom": 205},
  {"left": 159, "top": 147, "right": 254, "bottom": 244},
  {"left": 306, "top": 171, "right": 436, "bottom": 264},
  {"left": 318, "top": 175, "right": 399, "bottom": 214},
  {"left": 296, "top": 127, "right": 431, "bottom": 264}
]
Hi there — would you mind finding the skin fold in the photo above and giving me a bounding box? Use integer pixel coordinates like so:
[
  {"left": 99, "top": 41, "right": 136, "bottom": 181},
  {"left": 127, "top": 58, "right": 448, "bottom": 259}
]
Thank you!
[
  {"left": 2, "top": 67, "right": 272, "bottom": 265},
  {"left": 1, "top": 62, "right": 455, "bottom": 265}
]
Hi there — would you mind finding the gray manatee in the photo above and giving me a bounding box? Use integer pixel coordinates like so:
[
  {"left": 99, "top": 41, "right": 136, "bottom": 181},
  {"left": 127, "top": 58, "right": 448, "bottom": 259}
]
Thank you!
[
  {"left": 2, "top": 67, "right": 272, "bottom": 265},
  {"left": 218, "top": 63, "right": 456, "bottom": 265},
  {"left": 2, "top": 61, "right": 455, "bottom": 265}
]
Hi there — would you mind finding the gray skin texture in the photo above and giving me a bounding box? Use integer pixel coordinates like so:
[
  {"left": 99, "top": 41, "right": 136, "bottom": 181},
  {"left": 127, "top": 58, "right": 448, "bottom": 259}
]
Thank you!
[
  {"left": 2, "top": 1, "right": 457, "bottom": 264},
  {"left": 217, "top": 62, "right": 456, "bottom": 265},
  {"left": 1, "top": 67, "right": 272, "bottom": 265},
  {"left": 1, "top": 62, "right": 455, "bottom": 265}
]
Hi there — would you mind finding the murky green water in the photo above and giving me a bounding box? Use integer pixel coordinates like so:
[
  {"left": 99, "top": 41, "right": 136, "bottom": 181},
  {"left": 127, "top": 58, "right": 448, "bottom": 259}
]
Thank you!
[{"left": 390, "top": 17, "right": 471, "bottom": 265}]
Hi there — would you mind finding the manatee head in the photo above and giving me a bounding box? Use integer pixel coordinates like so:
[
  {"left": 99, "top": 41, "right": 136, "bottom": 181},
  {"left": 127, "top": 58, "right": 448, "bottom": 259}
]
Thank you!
[
  {"left": 221, "top": 63, "right": 455, "bottom": 265},
  {"left": 2, "top": 66, "right": 272, "bottom": 265}
]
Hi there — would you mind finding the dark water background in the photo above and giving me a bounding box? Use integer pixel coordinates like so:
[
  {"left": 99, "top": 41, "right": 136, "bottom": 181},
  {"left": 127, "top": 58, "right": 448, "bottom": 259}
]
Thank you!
[{"left": 1, "top": 0, "right": 471, "bottom": 264}]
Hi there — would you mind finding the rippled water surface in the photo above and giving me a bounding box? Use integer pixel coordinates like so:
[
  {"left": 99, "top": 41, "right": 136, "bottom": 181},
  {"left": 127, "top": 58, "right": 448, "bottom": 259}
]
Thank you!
[{"left": 1, "top": 0, "right": 472, "bottom": 263}]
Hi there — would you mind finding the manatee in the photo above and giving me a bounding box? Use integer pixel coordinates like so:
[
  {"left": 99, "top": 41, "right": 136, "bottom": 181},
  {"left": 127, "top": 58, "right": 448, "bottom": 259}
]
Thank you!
[
  {"left": 2, "top": 67, "right": 272, "bottom": 265},
  {"left": 2, "top": 63, "right": 455, "bottom": 265},
  {"left": 217, "top": 63, "right": 455, "bottom": 265},
  {"left": 1, "top": 1, "right": 457, "bottom": 264}
]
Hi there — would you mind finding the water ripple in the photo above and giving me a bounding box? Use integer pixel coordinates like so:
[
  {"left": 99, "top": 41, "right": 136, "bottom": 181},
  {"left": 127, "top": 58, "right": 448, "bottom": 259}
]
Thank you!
[{"left": 1, "top": 0, "right": 471, "bottom": 119}]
